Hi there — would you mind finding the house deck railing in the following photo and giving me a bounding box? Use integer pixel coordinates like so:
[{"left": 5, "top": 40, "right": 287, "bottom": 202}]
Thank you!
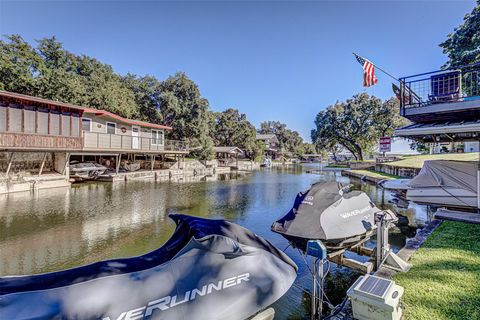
[
  {"left": 0, "top": 132, "right": 83, "bottom": 150},
  {"left": 399, "top": 63, "right": 480, "bottom": 113},
  {"left": 82, "top": 131, "right": 188, "bottom": 152},
  {"left": 0, "top": 130, "right": 188, "bottom": 153}
]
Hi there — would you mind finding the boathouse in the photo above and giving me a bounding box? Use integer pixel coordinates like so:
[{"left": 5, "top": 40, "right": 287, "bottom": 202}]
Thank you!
[{"left": 0, "top": 91, "right": 189, "bottom": 193}]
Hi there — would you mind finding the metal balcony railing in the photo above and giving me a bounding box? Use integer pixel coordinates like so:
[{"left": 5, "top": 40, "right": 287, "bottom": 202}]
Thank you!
[
  {"left": 82, "top": 131, "right": 188, "bottom": 152},
  {"left": 399, "top": 63, "right": 480, "bottom": 113}
]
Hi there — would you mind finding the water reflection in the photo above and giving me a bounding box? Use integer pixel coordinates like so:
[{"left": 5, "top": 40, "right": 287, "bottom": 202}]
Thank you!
[{"left": 0, "top": 166, "right": 429, "bottom": 319}]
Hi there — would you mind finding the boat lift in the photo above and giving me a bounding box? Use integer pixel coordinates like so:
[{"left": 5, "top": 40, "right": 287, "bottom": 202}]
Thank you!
[{"left": 304, "top": 209, "right": 410, "bottom": 320}]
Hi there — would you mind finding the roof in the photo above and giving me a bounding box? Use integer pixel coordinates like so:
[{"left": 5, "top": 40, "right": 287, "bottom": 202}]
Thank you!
[
  {"left": 0, "top": 90, "right": 172, "bottom": 131},
  {"left": 214, "top": 146, "right": 244, "bottom": 154},
  {"left": 395, "top": 119, "right": 480, "bottom": 142},
  {"left": 82, "top": 108, "right": 172, "bottom": 130},
  {"left": 256, "top": 134, "right": 279, "bottom": 142}
]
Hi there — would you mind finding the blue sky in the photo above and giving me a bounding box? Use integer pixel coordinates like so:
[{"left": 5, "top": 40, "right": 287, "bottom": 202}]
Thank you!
[{"left": 0, "top": 0, "right": 476, "bottom": 141}]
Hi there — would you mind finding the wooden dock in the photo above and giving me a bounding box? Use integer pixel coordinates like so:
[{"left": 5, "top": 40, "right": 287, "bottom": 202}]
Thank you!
[{"left": 434, "top": 208, "right": 480, "bottom": 224}]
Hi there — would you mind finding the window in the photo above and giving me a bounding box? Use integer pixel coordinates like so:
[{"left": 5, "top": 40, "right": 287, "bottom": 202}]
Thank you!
[
  {"left": 151, "top": 130, "right": 157, "bottom": 145},
  {"left": 151, "top": 130, "right": 163, "bottom": 145},
  {"left": 82, "top": 118, "right": 92, "bottom": 132},
  {"left": 106, "top": 122, "right": 116, "bottom": 134}
]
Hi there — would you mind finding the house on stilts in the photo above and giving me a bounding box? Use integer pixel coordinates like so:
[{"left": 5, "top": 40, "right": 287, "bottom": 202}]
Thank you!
[{"left": 0, "top": 91, "right": 190, "bottom": 194}]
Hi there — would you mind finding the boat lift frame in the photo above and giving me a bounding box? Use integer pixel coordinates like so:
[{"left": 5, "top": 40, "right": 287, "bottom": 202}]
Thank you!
[{"left": 305, "top": 209, "right": 410, "bottom": 320}]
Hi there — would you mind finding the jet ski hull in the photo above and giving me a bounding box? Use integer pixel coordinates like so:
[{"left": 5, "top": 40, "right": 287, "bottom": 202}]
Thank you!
[
  {"left": 0, "top": 215, "right": 297, "bottom": 320},
  {"left": 272, "top": 182, "right": 380, "bottom": 252}
]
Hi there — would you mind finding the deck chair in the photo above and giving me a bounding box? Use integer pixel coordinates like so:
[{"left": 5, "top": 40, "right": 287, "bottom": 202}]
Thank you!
[{"left": 428, "top": 70, "right": 461, "bottom": 103}]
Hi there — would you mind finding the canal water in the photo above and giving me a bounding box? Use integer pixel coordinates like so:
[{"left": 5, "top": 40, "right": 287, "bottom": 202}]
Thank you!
[{"left": 0, "top": 165, "right": 429, "bottom": 319}]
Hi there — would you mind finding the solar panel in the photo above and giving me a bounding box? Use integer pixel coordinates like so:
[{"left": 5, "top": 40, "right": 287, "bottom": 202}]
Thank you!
[{"left": 357, "top": 276, "right": 392, "bottom": 298}]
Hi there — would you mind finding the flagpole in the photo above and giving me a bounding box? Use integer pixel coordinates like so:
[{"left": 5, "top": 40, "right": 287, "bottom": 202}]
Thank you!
[{"left": 353, "top": 52, "right": 400, "bottom": 83}]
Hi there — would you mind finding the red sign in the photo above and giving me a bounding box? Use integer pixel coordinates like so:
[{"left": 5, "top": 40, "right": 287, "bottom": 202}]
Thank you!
[{"left": 379, "top": 137, "right": 391, "bottom": 153}]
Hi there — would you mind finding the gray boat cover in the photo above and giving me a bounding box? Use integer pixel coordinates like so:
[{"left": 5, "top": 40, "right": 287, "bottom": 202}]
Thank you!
[
  {"left": 271, "top": 182, "right": 379, "bottom": 249},
  {"left": 408, "top": 160, "right": 477, "bottom": 193},
  {"left": 0, "top": 214, "right": 297, "bottom": 320}
]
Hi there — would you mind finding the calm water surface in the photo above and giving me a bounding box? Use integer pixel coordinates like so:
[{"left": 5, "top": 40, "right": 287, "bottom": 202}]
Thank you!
[{"left": 0, "top": 165, "right": 429, "bottom": 319}]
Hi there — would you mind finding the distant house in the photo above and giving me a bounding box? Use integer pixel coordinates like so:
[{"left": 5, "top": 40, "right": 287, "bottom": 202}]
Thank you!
[
  {"left": 214, "top": 146, "right": 244, "bottom": 167},
  {"left": 256, "top": 133, "right": 279, "bottom": 159}
]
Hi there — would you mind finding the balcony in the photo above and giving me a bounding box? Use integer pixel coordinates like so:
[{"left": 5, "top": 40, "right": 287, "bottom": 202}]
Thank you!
[
  {"left": 399, "top": 63, "right": 480, "bottom": 122},
  {"left": 82, "top": 131, "right": 188, "bottom": 153}
]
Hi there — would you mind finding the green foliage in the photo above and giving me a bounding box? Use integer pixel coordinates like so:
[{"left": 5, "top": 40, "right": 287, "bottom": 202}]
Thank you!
[
  {"left": 311, "top": 93, "right": 408, "bottom": 161},
  {"left": 0, "top": 35, "right": 42, "bottom": 93},
  {"left": 0, "top": 35, "right": 138, "bottom": 118},
  {"left": 302, "top": 143, "right": 316, "bottom": 154},
  {"left": 440, "top": 1, "right": 480, "bottom": 68},
  {"left": 409, "top": 140, "right": 430, "bottom": 154},
  {"left": 1, "top": 34, "right": 309, "bottom": 162},
  {"left": 123, "top": 74, "right": 163, "bottom": 123},
  {"left": 212, "top": 108, "right": 262, "bottom": 160},
  {"left": 189, "top": 132, "right": 215, "bottom": 160},
  {"left": 0, "top": 35, "right": 218, "bottom": 159},
  {"left": 159, "top": 73, "right": 213, "bottom": 144},
  {"left": 259, "top": 121, "right": 304, "bottom": 156}
]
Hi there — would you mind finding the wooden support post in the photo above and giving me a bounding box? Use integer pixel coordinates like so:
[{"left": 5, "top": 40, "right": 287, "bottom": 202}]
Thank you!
[
  {"left": 59, "top": 110, "right": 62, "bottom": 136},
  {"left": 329, "top": 254, "right": 373, "bottom": 274},
  {"left": 5, "top": 152, "right": 14, "bottom": 176},
  {"left": 150, "top": 155, "right": 155, "bottom": 171},
  {"left": 63, "top": 153, "right": 70, "bottom": 175},
  {"left": 6, "top": 104, "right": 10, "bottom": 131},
  {"left": 35, "top": 107, "right": 38, "bottom": 133},
  {"left": 79, "top": 114, "right": 83, "bottom": 137},
  {"left": 38, "top": 152, "right": 47, "bottom": 177},
  {"left": 116, "top": 154, "right": 121, "bottom": 174},
  {"left": 21, "top": 107, "right": 25, "bottom": 132}
]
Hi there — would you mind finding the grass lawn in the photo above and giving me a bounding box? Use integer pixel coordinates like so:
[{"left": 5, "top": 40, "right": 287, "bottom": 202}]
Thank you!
[
  {"left": 349, "top": 169, "right": 402, "bottom": 180},
  {"left": 325, "top": 164, "right": 349, "bottom": 168},
  {"left": 394, "top": 221, "right": 480, "bottom": 320},
  {"left": 386, "top": 153, "right": 479, "bottom": 169}
]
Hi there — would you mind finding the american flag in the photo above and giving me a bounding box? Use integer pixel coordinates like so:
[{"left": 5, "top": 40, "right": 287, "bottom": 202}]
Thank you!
[{"left": 355, "top": 54, "right": 378, "bottom": 87}]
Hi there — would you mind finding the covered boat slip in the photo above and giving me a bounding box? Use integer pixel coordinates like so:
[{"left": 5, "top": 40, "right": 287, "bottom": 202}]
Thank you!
[{"left": 0, "top": 215, "right": 297, "bottom": 320}]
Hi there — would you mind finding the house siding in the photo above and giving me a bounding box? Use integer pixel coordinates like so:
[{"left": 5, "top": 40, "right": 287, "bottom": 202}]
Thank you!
[
  {"left": 37, "top": 110, "right": 49, "bottom": 135},
  {"left": 0, "top": 104, "right": 7, "bottom": 132},
  {"left": 24, "top": 109, "right": 35, "bottom": 133},
  {"left": 0, "top": 95, "right": 171, "bottom": 153},
  {"left": 9, "top": 106, "right": 22, "bottom": 132}
]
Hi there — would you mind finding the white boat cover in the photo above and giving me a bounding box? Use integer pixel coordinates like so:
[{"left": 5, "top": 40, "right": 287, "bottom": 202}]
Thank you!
[{"left": 408, "top": 160, "right": 478, "bottom": 193}]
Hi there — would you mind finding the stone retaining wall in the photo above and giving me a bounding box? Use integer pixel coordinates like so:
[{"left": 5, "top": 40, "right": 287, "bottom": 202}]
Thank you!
[{"left": 375, "top": 163, "right": 420, "bottom": 178}]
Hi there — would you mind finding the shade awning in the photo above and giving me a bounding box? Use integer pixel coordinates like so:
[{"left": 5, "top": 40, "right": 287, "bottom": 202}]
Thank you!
[{"left": 395, "top": 119, "right": 480, "bottom": 142}]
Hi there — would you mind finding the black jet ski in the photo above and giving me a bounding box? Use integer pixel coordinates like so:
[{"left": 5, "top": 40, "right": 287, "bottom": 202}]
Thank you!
[
  {"left": 0, "top": 214, "right": 297, "bottom": 320},
  {"left": 272, "top": 181, "right": 381, "bottom": 251}
]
